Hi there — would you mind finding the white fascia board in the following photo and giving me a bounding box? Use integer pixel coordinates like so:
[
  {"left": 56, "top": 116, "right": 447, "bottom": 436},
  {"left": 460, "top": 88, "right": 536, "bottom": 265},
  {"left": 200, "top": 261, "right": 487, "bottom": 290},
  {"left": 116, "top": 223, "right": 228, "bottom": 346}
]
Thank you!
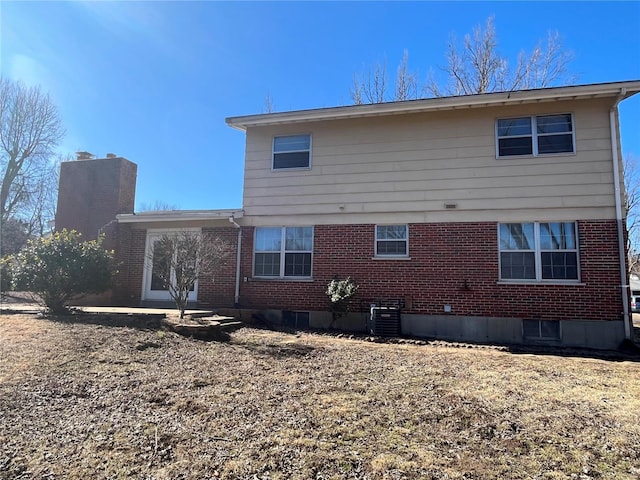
[
  {"left": 226, "top": 80, "right": 640, "bottom": 130},
  {"left": 116, "top": 209, "right": 244, "bottom": 224}
]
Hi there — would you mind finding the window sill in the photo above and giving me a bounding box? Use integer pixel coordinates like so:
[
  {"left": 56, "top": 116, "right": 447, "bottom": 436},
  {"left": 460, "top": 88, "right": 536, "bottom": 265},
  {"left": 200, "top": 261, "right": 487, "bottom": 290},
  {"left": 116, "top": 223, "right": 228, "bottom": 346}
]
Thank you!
[
  {"left": 372, "top": 256, "right": 412, "bottom": 261},
  {"left": 271, "top": 166, "right": 311, "bottom": 172},
  {"left": 497, "top": 281, "right": 585, "bottom": 286},
  {"left": 496, "top": 151, "right": 576, "bottom": 160},
  {"left": 250, "top": 277, "right": 314, "bottom": 282}
]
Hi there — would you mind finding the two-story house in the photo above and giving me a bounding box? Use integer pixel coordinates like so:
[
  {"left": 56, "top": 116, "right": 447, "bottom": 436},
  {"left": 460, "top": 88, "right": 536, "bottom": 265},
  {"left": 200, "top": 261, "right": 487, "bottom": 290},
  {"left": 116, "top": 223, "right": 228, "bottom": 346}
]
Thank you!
[{"left": 63, "top": 80, "right": 640, "bottom": 349}]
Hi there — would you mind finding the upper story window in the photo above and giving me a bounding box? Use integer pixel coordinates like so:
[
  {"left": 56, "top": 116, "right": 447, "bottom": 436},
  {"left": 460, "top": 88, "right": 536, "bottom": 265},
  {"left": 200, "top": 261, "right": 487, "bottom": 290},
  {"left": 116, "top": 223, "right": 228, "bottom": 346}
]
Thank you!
[
  {"left": 375, "top": 224, "right": 409, "bottom": 257},
  {"left": 496, "top": 114, "right": 574, "bottom": 158},
  {"left": 499, "top": 222, "right": 579, "bottom": 282},
  {"left": 273, "top": 134, "right": 311, "bottom": 170},
  {"left": 254, "top": 226, "right": 313, "bottom": 278}
]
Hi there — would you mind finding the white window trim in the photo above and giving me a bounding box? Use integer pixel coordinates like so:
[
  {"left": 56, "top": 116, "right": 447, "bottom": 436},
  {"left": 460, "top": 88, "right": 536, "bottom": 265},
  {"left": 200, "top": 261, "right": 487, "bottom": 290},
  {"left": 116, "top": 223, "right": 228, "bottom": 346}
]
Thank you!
[
  {"left": 142, "top": 227, "right": 201, "bottom": 301},
  {"left": 272, "top": 134, "right": 312, "bottom": 171},
  {"left": 495, "top": 113, "right": 575, "bottom": 158},
  {"left": 498, "top": 222, "right": 580, "bottom": 283},
  {"left": 253, "top": 226, "right": 314, "bottom": 279},
  {"left": 375, "top": 224, "right": 409, "bottom": 258}
]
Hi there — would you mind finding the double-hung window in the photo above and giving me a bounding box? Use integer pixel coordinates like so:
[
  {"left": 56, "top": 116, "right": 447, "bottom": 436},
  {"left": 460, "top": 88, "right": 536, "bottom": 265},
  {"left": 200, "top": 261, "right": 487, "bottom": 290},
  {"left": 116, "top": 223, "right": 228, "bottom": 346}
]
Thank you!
[
  {"left": 499, "top": 222, "right": 579, "bottom": 281},
  {"left": 272, "top": 134, "right": 311, "bottom": 170},
  {"left": 254, "top": 226, "right": 313, "bottom": 278},
  {"left": 375, "top": 225, "right": 409, "bottom": 257},
  {"left": 496, "top": 114, "right": 574, "bottom": 157}
]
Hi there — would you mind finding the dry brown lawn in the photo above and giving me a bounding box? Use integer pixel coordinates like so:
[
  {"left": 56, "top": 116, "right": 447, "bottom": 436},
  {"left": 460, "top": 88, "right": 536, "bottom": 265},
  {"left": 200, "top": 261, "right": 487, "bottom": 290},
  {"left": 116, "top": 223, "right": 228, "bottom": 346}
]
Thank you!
[{"left": 1, "top": 313, "right": 640, "bottom": 480}]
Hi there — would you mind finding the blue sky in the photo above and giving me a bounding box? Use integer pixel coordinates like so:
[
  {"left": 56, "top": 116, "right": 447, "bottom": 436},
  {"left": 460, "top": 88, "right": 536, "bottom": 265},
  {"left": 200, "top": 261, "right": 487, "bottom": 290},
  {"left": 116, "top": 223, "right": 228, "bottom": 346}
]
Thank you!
[{"left": 2, "top": 1, "right": 639, "bottom": 211}]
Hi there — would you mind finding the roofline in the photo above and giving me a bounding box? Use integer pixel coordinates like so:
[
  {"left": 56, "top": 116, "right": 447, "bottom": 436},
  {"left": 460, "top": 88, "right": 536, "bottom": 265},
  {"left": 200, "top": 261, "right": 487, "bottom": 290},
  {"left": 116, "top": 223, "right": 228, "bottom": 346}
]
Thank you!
[
  {"left": 226, "top": 80, "right": 640, "bottom": 130},
  {"left": 116, "top": 209, "right": 244, "bottom": 224}
]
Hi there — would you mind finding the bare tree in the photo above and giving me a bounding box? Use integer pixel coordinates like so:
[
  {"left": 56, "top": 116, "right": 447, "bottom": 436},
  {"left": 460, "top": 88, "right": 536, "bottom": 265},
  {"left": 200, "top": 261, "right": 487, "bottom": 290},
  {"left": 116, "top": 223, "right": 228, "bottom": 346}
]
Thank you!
[
  {"left": 624, "top": 153, "right": 640, "bottom": 275},
  {"left": 0, "top": 78, "right": 65, "bottom": 225},
  {"left": 351, "top": 17, "right": 575, "bottom": 103},
  {"left": 350, "top": 73, "right": 365, "bottom": 105},
  {"left": 351, "top": 53, "right": 420, "bottom": 104},
  {"left": 147, "top": 231, "right": 232, "bottom": 318},
  {"left": 426, "top": 17, "right": 574, "bottom": 97},
  {"left": 351, "top": 58, "right": 389, "bottom": 104},
  {"left": 137, "top": 200, "right": 180, "bottom": 212},
  {"left": 25, "top": 157, "right": 60, "bottom": 236},
  {"left": 263, "top": 93, "right": 275, "bottom": 113},
  {"left": 395, "top": 50, "right": 418, "bottom": 101}
]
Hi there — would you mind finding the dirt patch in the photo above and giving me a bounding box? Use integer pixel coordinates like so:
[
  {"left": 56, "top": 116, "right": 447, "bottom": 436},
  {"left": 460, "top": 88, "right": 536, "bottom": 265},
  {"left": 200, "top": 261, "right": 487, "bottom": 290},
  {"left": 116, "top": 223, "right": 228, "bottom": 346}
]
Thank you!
[{"left": 1, "top": 313, "right": 640, "bottom": 479}]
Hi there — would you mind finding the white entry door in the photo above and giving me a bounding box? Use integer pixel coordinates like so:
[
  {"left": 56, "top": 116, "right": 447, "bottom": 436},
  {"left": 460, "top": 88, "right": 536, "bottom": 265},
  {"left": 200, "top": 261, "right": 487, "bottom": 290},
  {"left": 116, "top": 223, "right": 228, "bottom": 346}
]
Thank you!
[{"left": 142, "top": 229, "right": 199, "bottom": 302}]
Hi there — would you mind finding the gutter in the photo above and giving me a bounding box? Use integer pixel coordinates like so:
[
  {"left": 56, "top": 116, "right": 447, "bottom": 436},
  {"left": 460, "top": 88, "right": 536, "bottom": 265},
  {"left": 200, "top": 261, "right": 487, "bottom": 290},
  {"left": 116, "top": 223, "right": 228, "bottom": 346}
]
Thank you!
[
  {"left": 226, "top": 80, "right": 640, "bottom": 130},
  {"left": 229, "top": 216, "right": 242, "bottom": 306},
  {"left": 610, "top": 88, "right": 632, "bottom": 340},
  {"left": 117, "top": 209, "right": 244, "bottom": 224}
]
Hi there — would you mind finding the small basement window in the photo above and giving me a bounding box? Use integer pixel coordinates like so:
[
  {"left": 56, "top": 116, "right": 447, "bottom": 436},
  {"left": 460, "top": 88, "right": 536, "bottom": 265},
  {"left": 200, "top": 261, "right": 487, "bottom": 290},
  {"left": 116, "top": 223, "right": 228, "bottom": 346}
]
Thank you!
[
  {"left": 282, "top": 311, "right": 310, "bottom": 329},
  {"left": 523, "top": 319, "right": 561, "bottom": 340}
]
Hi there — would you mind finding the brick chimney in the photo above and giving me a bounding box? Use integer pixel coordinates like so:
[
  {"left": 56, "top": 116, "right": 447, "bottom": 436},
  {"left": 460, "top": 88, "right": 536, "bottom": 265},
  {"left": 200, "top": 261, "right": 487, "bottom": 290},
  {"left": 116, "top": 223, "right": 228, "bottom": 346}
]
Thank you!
[{"left": 55, "top": 153, "right": 137, "bottom": 240}]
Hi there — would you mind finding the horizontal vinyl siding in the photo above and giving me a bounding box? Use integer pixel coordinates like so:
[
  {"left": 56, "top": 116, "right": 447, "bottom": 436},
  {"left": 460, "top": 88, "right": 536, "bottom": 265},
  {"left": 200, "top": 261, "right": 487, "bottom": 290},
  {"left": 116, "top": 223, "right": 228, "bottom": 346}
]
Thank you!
[{"left": 242, "top": 98, "right": 617, "bottom": 223}]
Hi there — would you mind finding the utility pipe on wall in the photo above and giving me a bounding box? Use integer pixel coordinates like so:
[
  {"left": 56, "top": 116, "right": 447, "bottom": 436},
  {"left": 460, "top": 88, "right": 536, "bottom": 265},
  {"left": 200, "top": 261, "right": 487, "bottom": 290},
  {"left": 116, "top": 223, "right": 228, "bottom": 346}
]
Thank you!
[
  {"left": 229, "top": 216, "right": 242, "bottom": 306},
  {"left": 610, "top": 88, "right": 632, "bottom": 340}
]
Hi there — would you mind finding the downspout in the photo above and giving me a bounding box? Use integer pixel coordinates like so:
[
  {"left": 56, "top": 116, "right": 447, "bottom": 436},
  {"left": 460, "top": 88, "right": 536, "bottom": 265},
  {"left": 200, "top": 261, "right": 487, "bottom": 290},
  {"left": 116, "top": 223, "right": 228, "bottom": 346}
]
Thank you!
[
  {"left": 229, "top": 216, "right": 242, "bottom": 306},
  {"left": 610, "top": 88, "right": 632, "bottom": 340}
]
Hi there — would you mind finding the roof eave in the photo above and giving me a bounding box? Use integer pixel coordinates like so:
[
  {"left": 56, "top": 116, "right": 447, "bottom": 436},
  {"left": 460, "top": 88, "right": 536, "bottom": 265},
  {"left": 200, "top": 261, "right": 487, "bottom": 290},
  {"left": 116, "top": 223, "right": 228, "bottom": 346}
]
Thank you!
[
  {"left": 226, "top": 80, "right": 640, "bottom": 130},
  {"left": 116, "top": 209, "right": 244, "bottom": 224}
]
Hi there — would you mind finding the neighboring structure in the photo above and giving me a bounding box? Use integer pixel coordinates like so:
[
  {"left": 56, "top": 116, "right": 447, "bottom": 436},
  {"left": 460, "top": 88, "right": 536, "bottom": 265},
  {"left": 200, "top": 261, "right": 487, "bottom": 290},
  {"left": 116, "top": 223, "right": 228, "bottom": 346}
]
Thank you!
[{"left": 57, "top": 81, "right": 640, "bottom": 349}]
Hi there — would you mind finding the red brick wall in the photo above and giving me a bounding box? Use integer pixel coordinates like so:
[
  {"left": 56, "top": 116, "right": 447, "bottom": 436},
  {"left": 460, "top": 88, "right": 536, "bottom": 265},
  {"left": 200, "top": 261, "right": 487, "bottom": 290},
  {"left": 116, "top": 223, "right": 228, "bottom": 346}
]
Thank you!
[
  {"left": 56, "top": 157, "right": 137, "bottom": 240},
  {"left": 196, "top": 227, "right": 239, "bottom": 308},
  {"left": 111, "top": 226, "right": 146, "bottom": 305},
  {"left": 237, "top": 221, "right": 623, "bottom": 321},
  {"left": 111, "top": 226, "right": 239, "bottom": 307}
]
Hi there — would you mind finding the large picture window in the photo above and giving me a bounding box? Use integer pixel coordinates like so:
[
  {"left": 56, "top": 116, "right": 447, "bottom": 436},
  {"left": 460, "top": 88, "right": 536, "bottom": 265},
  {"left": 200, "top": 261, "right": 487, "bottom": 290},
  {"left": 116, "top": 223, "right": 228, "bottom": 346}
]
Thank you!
[
  {"left": 375, "top": 225, "right": 409, "bottom": 257},
  {"left": 496, "top": 114, "right": 574, "bottom": 157},
  {"left": 499, "top": 222, "right": 578, "bottom": 281},
  {"left": 272, "top": 134, "right": 311, "bottom": 170},
  {"left": 254, "top": 226, "right": 313, "bottom": 278}
]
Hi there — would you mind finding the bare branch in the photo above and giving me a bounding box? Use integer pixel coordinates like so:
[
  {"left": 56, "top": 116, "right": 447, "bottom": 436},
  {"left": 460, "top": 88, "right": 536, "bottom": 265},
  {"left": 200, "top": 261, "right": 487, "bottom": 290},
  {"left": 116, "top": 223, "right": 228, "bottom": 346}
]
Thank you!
[
  {"left": 0, "top": 78, "right": 65, "bottom": 226},
  {"left": 394, "top": 50, "right": 418, "bottom": 101},
  {"left": 263, "top": 93, "right": 275, "bottom": 114},
  {"left": 350, "top": 73, "right": 364, "bottom": 105},
  {"left": 147, "top": 231, "right": 233, "bottom": 318},
  {"left": 416, "top": 17, "right": 575, "bottom": 98},
  {"left": 137, "top": 200, "right": 180, "bottom": 212},
  {"left": 624, "top": 153, "right": 640, "bottom": 275},
  {"left": 362, "top": 58, "right": 388, "bottom": 104}
]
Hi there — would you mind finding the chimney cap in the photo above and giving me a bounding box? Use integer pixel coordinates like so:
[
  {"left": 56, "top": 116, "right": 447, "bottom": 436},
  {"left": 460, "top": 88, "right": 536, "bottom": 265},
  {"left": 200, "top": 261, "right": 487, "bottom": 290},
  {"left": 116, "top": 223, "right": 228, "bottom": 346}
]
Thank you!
[{"left": 75, "top": 151, "right": 94, "bottom": 160}]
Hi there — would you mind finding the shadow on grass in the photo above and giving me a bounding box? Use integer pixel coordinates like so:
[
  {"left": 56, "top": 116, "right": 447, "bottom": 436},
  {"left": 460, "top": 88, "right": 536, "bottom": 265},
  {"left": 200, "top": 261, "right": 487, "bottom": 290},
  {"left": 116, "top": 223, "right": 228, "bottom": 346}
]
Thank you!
[
  {"left": 242, "top": 342, "right": 316, "bottom": 358},
  {"left": 504, "top": 340, "right": 640, "bottom": 363},
  {"left": 232, "top": 338, "right": 317, "bottom": 358},
  {"left": 246, "top": 317, "right": 640, "bottom": 363},
  {"left": 46, "top": 311, "right": 166, "bottom": 331}
]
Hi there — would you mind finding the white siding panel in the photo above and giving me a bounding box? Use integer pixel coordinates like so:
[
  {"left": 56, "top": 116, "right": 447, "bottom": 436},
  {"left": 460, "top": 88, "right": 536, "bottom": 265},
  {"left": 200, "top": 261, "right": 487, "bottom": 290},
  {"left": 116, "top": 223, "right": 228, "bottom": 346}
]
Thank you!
[
  {"left": 242, "top": 97, "right": 617, "bottom": 220},
  {"left": 245, "top": 195, "right": 614, "bottom": 216},
  {"left": 244, "top": 183, "right": 613, "bottom": 207},
  {"left": 244, "top": 170, "right": 613, "bottom": 193}
]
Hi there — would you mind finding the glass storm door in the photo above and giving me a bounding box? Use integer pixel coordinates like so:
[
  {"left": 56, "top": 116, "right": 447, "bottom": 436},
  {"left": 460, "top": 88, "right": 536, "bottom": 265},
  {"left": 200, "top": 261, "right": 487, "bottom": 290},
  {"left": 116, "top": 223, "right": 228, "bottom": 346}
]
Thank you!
[{"left": 143, "top": 232, "right": 198, "bottom": 302}]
